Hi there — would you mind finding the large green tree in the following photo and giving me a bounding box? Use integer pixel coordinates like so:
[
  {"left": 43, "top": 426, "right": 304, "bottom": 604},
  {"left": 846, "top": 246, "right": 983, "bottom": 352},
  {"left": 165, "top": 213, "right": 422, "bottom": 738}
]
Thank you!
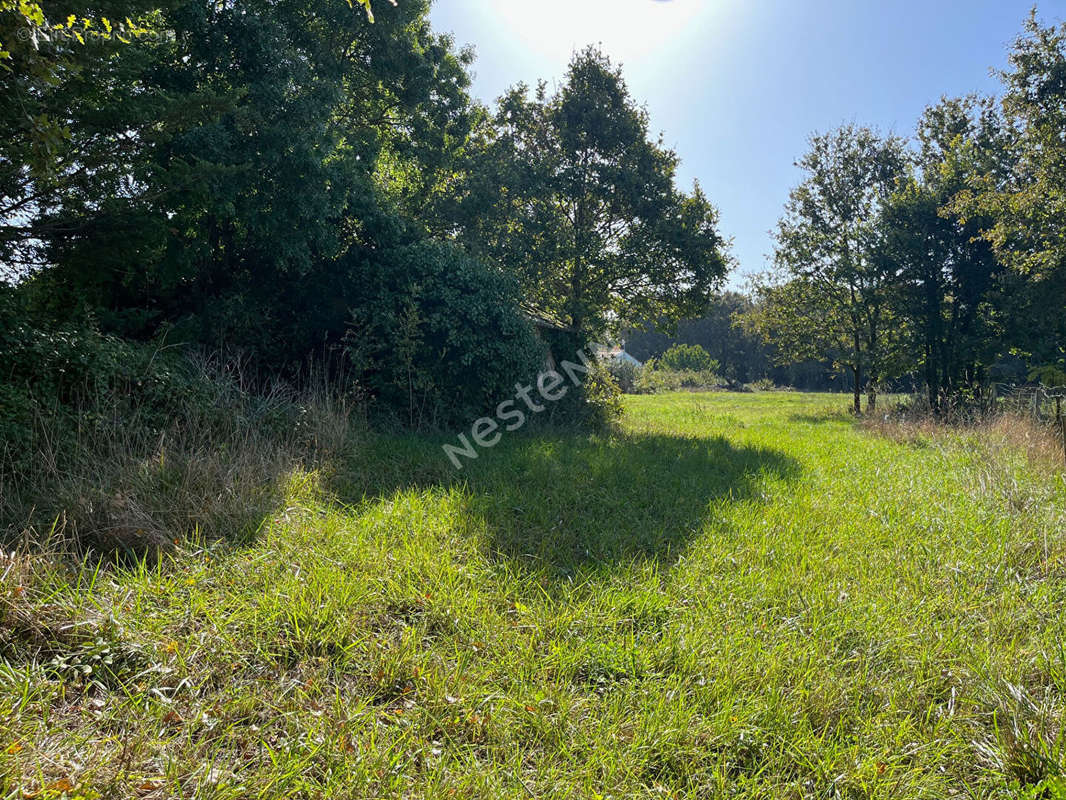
[
  {"left": 879, "top": 97, "right": 1006, "bottom": 409},
  {"left": 764, "top": 125, "right": 908, "bottom": 413},
  {"left": 5, "top": 0, "right": 482, "bottom": 367},
  {"left": 1, "top": 0, "right": 552, "bottom": 426},
  {"left": 952, "top": 12, "right": 1066, "bottom": 381},
  {"left": 452, "top": 47, "right": 730, "bottom": 337}
]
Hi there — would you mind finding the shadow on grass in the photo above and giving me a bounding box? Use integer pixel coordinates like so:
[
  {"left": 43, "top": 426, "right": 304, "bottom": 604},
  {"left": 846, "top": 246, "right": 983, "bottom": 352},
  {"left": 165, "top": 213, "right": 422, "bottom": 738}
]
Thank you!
[
  {"left": 330, "top": 429, "right": 800, "bottom": 577},
  {"left": 5, "top": 414, "right": 798, "bottom": 583}
]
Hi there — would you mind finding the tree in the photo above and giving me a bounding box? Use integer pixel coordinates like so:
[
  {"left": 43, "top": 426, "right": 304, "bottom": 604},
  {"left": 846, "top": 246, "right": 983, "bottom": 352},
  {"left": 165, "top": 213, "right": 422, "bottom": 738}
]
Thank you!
[
  {"left": 767, "top": 125, "right": 908, "bottom": 413},
  {"left": 452, "top": 47, "right": 730, "bottom": 337},
  {"left": 0, "top": 0, "right": 162, "bottom": 277},
  {"left": 2, "top": 0, "right": 554, "bottom": 425},
  {"left": 10, "top": 0, "right": 479, "bottom": 366},
  {"left": 655, "top": 343, "right": 718, "bottom": 373},
  {"left": 951, "top": 12, "right": 1066, "bottom": 377},
  {"left": 745, "top": 275, "right": 859, "bottom": 390},
  {"left": 879, "top": 97, "right": 1005, "bottom": 409}
]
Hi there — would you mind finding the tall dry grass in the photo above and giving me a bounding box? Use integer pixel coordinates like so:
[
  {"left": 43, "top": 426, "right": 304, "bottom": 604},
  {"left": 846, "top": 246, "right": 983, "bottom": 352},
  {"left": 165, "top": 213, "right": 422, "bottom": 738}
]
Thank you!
[
  {"left": 863, "top": 405, "right": 1066, "bottom": 473},
  {"left": 0, "top": 356, "right": 362, "bottom": 558}
]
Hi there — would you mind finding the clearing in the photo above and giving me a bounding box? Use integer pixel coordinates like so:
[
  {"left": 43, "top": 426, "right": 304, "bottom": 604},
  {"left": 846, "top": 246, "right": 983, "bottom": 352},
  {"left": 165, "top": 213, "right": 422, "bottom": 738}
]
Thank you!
[{"left": 3, "top": 392, "right": 1065, "bottom": 798}]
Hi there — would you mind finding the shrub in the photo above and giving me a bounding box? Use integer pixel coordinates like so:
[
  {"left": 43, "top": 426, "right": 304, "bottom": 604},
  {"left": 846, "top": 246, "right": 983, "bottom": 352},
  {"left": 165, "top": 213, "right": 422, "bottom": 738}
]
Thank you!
[
  {"left": 656, "top": 344, "right": 719, "bottom": 374},
  {"left": 607, "top": 359, "right": 642, "bottom": 393},
  {"left": 634, "top": 366, "right": 723, "bottom": 394},
  {"left": 0, "top": 382, "right": 34, "bottom": 467},
  {"left": 343, "top": 240, "right": 545, "bottom": 429},
  {"left": 571, "top": 357, "right": 624, "bottom": 427},
  {"left": 0, "top": 293, "right": 219, "bottom": 471},
  {"left": 513, "top": 327, "right": 624, "bottom": 428},
  {"left": 746, "top": 377, "right": 778, "bottom": 392},
  {"left": 630, "top": 344, "right": 723, "bottom": 393}
]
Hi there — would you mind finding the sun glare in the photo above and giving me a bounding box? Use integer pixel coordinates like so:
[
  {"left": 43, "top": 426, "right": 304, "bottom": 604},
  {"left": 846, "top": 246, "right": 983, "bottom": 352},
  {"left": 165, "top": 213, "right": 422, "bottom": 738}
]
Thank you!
[{"left": 492, "top": 0, "right": 714, "bottom": 72}]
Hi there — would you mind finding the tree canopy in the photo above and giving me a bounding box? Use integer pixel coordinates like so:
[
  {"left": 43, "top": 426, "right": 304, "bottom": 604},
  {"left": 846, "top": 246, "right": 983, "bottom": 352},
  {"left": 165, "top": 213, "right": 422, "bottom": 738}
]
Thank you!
[
  {"left": 450, "top": 47, "right": 730, "bottom": 337},
  {"left": 745, "top": 11, "right": 1066, "bottom": 411},
  {"left": 751, "top": 125, "right": 907, "bottom": 413},
  {"left": 1, "top": 1, "right": 733, "bottom": 427}
]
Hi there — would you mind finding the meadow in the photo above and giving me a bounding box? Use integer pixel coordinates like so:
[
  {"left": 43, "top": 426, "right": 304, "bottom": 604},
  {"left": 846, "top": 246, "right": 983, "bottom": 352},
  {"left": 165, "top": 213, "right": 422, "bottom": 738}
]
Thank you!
[{"left": 2, "top": 392, "right": 1065, "bottom": 799}]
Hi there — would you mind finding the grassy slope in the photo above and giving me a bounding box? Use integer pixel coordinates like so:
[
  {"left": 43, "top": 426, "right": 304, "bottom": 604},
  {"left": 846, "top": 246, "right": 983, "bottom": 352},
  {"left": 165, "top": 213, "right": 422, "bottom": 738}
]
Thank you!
[{"left": 2, "top": 392, "right": 1065, "bottom": 799}]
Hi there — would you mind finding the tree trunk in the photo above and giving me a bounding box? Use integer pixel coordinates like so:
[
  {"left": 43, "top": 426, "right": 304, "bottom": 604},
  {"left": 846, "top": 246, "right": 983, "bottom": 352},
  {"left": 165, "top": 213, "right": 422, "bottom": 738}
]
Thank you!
[
  {"left": 852, "top": 363, "right": 862, "bottom": 415},
  {"left": 925, "top": 342, "right": 939, "bottom": 412},
  {"left": 852, "top": 324, "right": 863, "bottom": 415}
]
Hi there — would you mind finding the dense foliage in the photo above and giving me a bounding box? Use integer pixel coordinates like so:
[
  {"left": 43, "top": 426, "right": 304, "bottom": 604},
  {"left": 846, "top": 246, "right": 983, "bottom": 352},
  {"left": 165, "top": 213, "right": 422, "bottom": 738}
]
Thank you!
[
  {"left": 1, "top": 1, "right": 732, "bottom": 436},
  {"left": 341, "top": 240, "right": 544, "bottom": 428},
  {"left": 446, "top": 47, "right": 731, "bottom": 336},
  {"left": 747, "top": 11, "right": 1066, "bottom": 412},
  {"left": 654, "top": 344, "right": 719, "bottom": 374}
]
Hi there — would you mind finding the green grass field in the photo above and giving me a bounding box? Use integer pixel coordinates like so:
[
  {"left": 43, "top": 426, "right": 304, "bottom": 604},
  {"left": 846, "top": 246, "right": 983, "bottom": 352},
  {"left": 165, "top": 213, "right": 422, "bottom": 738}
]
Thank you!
[{"left": 3, "top": 392, "right": 1066, "bottom": 798}]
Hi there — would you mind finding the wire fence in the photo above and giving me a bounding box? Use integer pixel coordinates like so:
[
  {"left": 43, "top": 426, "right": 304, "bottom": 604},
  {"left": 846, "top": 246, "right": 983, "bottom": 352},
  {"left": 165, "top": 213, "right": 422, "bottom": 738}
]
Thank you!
[{"left": 995, "top": 383, "right": 1066, "bottom": 418}]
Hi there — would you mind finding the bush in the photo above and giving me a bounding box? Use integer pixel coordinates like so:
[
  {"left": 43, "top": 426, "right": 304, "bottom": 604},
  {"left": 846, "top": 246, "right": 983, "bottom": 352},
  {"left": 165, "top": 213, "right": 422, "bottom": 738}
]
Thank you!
[
  {"left": 607, "top": 359, "right": 642, "bottom": 393},
  {"left": 746, "top": 377, "right": 778, "bottom": 392},
  {"left": 343, "top": 240, "right": 545, "bottom": 429},
  {"left": 0, "top": 382, "right": 33, "bottom": 466},
  {"left": 508, "top": 326, "right": 623, "bottom": 428},
  {"left": 634, "top": 365, "right": 723, "bottom": 394},
  {"left": 656, "top": 344, "right": 719, "bottom": 374},
  {"left": 571, "top": 357, "right": 624, "bottom": 427},
  {"left": 629, "top": 344, "right": 722, "bottom": 393},
  {"left": 0, "top": 294, "right": 220, "bottom": 471}
]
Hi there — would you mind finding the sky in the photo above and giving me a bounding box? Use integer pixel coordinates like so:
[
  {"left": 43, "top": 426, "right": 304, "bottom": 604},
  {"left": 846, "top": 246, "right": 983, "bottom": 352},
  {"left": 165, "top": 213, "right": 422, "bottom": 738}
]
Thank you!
[{"left": 428, "top": 0, "right": 1065, "bottom": 289}]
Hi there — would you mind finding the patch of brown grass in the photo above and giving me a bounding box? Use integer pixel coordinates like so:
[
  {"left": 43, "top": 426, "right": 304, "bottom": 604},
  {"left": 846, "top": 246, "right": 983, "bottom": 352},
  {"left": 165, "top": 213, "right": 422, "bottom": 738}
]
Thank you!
[
  {"left": 0, "top": 360, "right": 361, "bottom": 558},
  {"left": 862, "top": 409, "right": 1066, "bottom": 473},
  {"left": 984, "top": 414, "right": 1066, "bottom": 472}
]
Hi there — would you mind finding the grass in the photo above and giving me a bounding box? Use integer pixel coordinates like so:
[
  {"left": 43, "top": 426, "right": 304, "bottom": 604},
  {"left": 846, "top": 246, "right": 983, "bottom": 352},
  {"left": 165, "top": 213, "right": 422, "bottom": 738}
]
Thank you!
[{"left": 2, "top": 391, "right": 1066, "bottom": 798}]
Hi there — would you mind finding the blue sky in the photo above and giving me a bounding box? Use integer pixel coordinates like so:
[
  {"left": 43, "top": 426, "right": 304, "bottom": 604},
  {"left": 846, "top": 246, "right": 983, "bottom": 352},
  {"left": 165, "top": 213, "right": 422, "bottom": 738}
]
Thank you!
[{"left": 428, "top": 0, "right": 1064, "bottom": 289}]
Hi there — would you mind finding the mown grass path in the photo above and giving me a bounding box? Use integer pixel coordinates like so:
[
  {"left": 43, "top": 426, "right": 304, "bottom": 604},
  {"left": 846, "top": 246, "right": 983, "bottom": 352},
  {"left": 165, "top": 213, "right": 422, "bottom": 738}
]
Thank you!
[{"left": 3, "top": 393, "right": 1065, "bottom": 798}]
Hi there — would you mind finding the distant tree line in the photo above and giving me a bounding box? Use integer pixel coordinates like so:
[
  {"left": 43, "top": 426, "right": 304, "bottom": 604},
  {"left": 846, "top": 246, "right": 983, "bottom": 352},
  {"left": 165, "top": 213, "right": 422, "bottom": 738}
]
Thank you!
[{"left": 623, "top": 292, "right": 847, "bottom": 391}]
